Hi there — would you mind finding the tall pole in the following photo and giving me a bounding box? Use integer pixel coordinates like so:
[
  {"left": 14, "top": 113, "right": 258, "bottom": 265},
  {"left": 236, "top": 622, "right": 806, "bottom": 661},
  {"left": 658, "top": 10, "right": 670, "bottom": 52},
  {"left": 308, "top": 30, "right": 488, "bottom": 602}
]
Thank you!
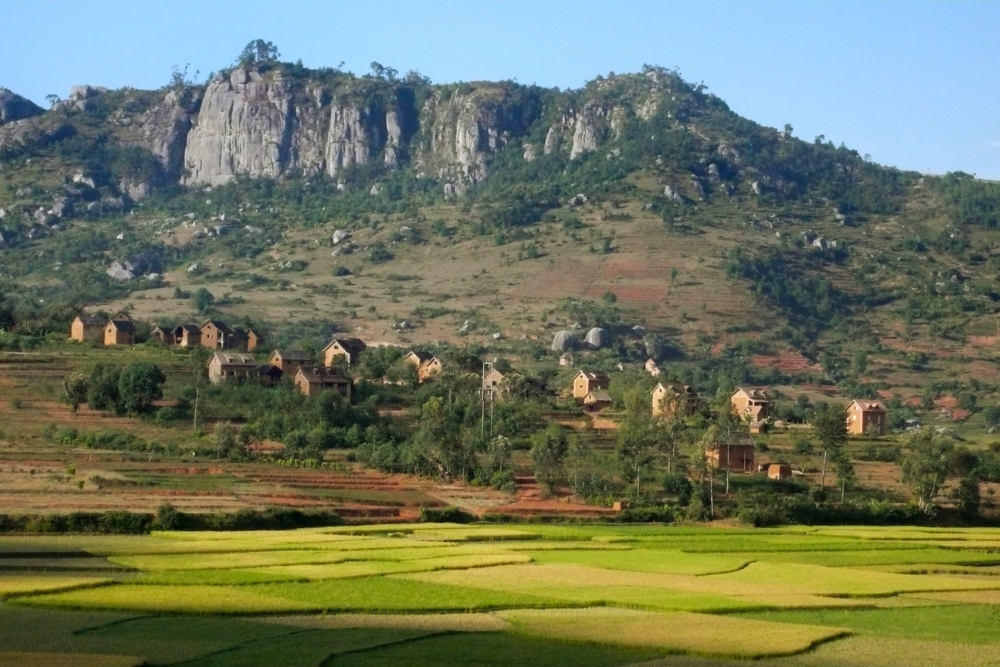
[{"left": 821, "top": 450, "right": 828, "bottom": 489}]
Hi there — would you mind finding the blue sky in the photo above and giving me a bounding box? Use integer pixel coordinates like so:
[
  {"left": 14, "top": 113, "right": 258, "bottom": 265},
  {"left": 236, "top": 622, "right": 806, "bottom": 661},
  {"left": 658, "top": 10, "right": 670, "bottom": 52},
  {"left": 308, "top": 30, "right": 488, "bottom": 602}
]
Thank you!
[{"left": 2, "top": 0, "right": 998, "bottom": 178}]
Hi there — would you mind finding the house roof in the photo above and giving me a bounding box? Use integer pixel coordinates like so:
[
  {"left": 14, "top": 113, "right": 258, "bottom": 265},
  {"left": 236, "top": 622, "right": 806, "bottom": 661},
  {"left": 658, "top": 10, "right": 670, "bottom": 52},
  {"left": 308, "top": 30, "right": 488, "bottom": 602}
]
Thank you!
[
  {"left": 576, "top": 370, "right": 610, "bottom": 383},
  {"left": 272, "top": 349, "right": 311, "bottom": 361},
  {"left": 586, "top": 390, "right": 612, "bottom": 402},
  {"left": 849, "top": 399, "right": 887, "bottom": 412},
  {"left": 201, "top": 320, "right": 234, "bottom": 334},
  {"left": 708, "top": 432, "right": 756, "bottom": 450},
  {"left": 175, "top": 324, "right": 201, "bottom": 334},
  {"left": 296, "top": 366, "right": 350, "bottom": 384},
  {"left": 324, "top": 337, "right": 367, "bottom": 353},
  {"left": 733, "top": 387, "right": 769, "bottom": 401},
  {"left": 209, "top": 351, "right": 257, "bottom": 367},
  {"left": 256, "top": 363, "right": 283, "bottom": 377},
  {"left": 654, "top": 382, "right": 697, "bottom": 396},
  {"left": 232, "top": 328, "right": 249, "bottom": 340},
  {"left": 407, "top": 350, "right": 434, "bottom": 363},
  {"left": 107, "top": 319, "right": 135, "bottom": 332},
  {"left": 75, "top": 314, "right": 105, "bottom": 326},
  {"left": 246, "top": 329, "right": 263, "bottom": 339}
]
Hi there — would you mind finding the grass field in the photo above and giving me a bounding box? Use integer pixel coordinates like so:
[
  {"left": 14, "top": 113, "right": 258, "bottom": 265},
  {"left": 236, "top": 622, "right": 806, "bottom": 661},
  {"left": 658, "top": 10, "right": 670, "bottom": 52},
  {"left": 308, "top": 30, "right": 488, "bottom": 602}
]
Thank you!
[{"left": 4, "top": 524, "right": 1000, "bottom": 665}]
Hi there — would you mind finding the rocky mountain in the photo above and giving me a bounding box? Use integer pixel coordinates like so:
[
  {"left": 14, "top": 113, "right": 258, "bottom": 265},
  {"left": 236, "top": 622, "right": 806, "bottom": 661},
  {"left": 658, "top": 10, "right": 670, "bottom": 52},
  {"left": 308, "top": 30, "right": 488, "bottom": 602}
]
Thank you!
[
  {"left": 2, "top": 56, "right": 1000, "bottom": 414},
  {"left": 0, "top": 63, "right": 745, "bottom": 202}
]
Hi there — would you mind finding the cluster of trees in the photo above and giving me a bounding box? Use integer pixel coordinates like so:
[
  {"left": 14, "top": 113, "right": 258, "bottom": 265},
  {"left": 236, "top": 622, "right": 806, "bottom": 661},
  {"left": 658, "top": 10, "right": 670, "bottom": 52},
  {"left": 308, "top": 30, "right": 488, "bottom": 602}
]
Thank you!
[{"left": 62, "top": 362, "right": 166, "bottom": 416}]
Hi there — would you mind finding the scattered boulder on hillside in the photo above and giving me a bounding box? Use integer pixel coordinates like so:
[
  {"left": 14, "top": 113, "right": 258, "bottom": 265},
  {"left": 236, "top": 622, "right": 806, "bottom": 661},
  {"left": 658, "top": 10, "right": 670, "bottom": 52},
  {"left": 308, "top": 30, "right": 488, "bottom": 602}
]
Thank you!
[
  {"left": 73, "top": 172, "right": 96, "bottom": 189},
  {"left": 50, "top": 198, "right": 71, "bottom": 218},
  {"left": 551, "top": 330, "right": 576, "bottom": 352},
  {"left": 0, "top": 88, "right": 44, "bottom": 125},
  {"left": 332, "top": 229, "right": 350, "bottom": 244},
  {"left": 585, "top": 327, "right": 610, "bottom": 349},
  {"left": 569, "top": 193, "right": 588, "bottom": 206},
  {"left": 370, "top": 183, "right": 382, "bottom": 196},
  {"left": 707, "top": 164, "right": 721, "bottom": 183},
  {"left": 443, "top": 183, "right": 458, "bottom": 199},
  {"left": 751, "top": 181, "right": 762, "bottom": 195},
  {"left": 690, "top": 176, "right": 705, "bottom": 200},
  {"left": 663, "top": 185, "right": 683, "bottom": 202},
  {"left": 63, "top": 85, "right": 108, "bottom": 111},
  {"left": 106, "top": 254, "right": 151, "bottom": 281}
]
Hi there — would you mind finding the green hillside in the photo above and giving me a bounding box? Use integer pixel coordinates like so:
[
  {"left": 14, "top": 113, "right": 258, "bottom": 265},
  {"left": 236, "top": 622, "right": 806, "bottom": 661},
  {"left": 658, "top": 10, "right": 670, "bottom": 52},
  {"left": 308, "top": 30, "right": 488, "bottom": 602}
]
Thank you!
[{"left": 2, "top": 52, "right": 1000, "bottom": 421}]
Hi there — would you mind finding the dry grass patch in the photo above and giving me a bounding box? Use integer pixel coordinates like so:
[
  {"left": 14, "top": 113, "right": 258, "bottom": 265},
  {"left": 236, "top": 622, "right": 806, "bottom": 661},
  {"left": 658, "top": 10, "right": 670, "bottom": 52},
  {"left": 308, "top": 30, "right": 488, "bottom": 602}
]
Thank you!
[
  {"left": 500, "top": 608, "right": 847, "bottom": 658},
  {"left": 0, "top": 653, "right": 144, "bottom": 667},
  {"left": 260, "top": 613, "right": 510, "bottom": 632},
  {"left": 0, "top": 577, "right": 111, "bottom": 597},
  {"left": 16, "top": 584, "right": 316, "bottom": 614}
]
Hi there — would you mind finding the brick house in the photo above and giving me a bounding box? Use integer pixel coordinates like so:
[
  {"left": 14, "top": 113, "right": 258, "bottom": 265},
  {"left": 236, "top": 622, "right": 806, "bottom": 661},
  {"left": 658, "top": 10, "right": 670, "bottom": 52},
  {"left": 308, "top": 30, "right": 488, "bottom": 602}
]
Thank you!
[
  {"left": 246, "top": 329, "right": 263, "bottom": 351},
  {"left": 731, "top": 387, "right": 771, "bottom": 425},
  {"left": 404, "top": 351, "right": 443, "bottom": 382},
  {"left": 200, "top": 320, "right": 236, "bottom": 349},
  {"left": 150, "top": 326, "right": 175, "bottom": 345},
  {"left": 572, "top": 371, "right": 610, "bottom": 399},
  {"left": 172, "top": 324, "right": 201, "bottom": 347},
  {"left": 705, "top": 432, "right": 755, "bottom": 472},
  {"left": 207, "top": 351, "right": 258, "bottom": 384},
  {"left": 104, "top": 319, "right": 135, "bottom": 346},
  {"left": 583, "top": 390, "right": 612, "bottom": 409},
  {"left": 323, "top": 337, "right": 367, "bottom": 366},
  {"left": 846, "top": 399, "right": 888, "bottom": 436},
  {"left": 652, "top": 382, "right": 700, "bottom": 418},
  {"left": 768, "top": 463, "right": 792, "bottom": 479},
  {"left": 70, "top": 315, "right": 105, "bottom": 342},
  {"left": 231, "top": 328, "right": 250, "bottom": 352},
  {"left": 269, "top": 349, "right": 311, "bottom": 376},
  {"left": 294, "top": 366, "right": 352, "bottom": 399},
  {"left": 256, "top": 363, "right": 283, "bottom": 387},
  {"left": 483, "top": 368, "right": 507, "bottom": 391}
]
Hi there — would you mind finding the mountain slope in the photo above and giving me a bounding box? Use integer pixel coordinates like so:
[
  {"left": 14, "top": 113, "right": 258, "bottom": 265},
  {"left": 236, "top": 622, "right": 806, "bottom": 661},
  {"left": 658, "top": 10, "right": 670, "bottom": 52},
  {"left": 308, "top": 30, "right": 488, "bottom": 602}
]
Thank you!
[{"left": 2, "top": 56, "right": 1000, "bottom": 417}]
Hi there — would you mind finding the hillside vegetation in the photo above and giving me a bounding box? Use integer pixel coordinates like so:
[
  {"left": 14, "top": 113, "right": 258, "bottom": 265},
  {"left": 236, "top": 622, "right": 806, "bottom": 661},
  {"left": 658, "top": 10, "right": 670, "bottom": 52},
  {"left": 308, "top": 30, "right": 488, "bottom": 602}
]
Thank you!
[{"left": 2, "top": 46, "right": 1000, "bottom": 471}]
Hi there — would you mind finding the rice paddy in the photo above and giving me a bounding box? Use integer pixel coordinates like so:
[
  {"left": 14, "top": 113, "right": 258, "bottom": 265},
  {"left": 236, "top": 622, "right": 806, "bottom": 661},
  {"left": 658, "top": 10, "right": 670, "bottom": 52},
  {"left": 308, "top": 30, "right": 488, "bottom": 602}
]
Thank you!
[{"left": 3, "top": 524, "right": 1000, "bottom": 665}]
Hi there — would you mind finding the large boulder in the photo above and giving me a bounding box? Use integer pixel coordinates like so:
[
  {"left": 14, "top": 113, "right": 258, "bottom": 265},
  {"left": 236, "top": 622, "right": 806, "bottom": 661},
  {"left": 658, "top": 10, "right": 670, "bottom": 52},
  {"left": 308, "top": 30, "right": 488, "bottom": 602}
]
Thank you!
[
  {"left": 585, "top": 327, "right": 610, "bottom": 349},
  {"left": 551, "top": 330, "right": 576, "bottom": 353},
  {"left": 0, "top": 88, "right": 44, "bottom": 125}
]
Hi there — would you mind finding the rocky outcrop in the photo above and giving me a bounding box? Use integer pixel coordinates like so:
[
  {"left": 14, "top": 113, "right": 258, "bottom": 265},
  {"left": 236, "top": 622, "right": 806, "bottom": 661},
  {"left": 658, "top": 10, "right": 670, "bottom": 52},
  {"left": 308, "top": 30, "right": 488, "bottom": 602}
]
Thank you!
[
  {"left": 417, "top": 84, "right": 540, "bottom": 184},
  {"left": 137, "top": 88, "right": 200, "bottom": 181},
  {"left": 326, "top": 103, "right": 386, "bottom": 176},
  {"left": 0, "top": 88, "right": 44, "bottom": 125},
  {"left": 183, "top": 68, "right": 296, "bottom": 185}
]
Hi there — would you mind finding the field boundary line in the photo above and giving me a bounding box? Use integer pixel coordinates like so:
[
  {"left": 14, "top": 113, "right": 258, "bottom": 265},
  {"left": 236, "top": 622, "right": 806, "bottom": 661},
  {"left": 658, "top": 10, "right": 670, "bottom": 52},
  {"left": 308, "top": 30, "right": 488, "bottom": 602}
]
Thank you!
[
  {"left": 695, "top": 560, "right": 755, "bottom": 577},
  {"left": 315, "top": 630, "right": 448, "bottom": 667}
]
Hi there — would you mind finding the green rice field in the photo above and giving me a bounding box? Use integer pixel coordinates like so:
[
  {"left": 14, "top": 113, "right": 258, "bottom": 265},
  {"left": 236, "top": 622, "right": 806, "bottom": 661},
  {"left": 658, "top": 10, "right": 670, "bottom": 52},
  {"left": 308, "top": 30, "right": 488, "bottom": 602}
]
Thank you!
[{"left": 3, "top": 524, "right": 1000, "bottom": 666}]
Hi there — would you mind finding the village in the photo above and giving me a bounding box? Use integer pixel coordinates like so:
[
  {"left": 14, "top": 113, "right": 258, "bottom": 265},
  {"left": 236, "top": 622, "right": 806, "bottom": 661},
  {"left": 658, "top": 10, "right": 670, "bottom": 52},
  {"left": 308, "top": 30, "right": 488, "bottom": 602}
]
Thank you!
[{"left": 68, "top": 312, "right": 891, "bottom": 483}]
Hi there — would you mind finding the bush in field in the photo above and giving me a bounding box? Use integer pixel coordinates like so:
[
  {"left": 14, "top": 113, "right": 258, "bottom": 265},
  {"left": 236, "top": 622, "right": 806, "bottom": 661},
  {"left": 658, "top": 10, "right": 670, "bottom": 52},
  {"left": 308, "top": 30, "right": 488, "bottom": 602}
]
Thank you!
[
  {"left": 531, "top": 424, "right": 568, "bottom": 496},
  {"left": 86, "top": 363, "right": 121, "bottom": 412},
  {"left": 117, "top": 362, "right": 166, "bottom": 415},
  {"left": 62, "top": 373, "right": 89, "bottom": 411},
  {"left": 902, "top": 431, "right": 954, "bottom": 512}
]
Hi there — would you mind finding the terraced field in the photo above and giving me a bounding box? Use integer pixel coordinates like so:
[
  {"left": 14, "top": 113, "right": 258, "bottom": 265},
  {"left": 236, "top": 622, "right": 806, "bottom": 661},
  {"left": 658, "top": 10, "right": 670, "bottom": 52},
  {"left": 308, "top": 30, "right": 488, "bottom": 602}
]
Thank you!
[{"left": 3, "top": 524, "right": 1000, "bottom": 665}]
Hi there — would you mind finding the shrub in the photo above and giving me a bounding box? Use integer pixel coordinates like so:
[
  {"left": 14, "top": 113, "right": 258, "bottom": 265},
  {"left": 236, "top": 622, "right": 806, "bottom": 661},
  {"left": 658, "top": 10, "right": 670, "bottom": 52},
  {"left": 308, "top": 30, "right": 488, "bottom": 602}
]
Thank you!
[{"left": 420, "top": 506, "right": 475, "bottom": 523}]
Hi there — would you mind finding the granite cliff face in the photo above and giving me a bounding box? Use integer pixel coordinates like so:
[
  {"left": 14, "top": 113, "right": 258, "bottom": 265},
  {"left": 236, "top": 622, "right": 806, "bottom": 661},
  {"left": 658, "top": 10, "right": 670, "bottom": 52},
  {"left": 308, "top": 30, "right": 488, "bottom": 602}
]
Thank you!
[
  {"left": 183, "top": 68, "right": 295, "bottom": 185},
  {"left": 416, "top": 84, "right": 540, "bottom": 187},
  {"left": 1, "top": 65, "right": 694, "bottom": 196}
]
